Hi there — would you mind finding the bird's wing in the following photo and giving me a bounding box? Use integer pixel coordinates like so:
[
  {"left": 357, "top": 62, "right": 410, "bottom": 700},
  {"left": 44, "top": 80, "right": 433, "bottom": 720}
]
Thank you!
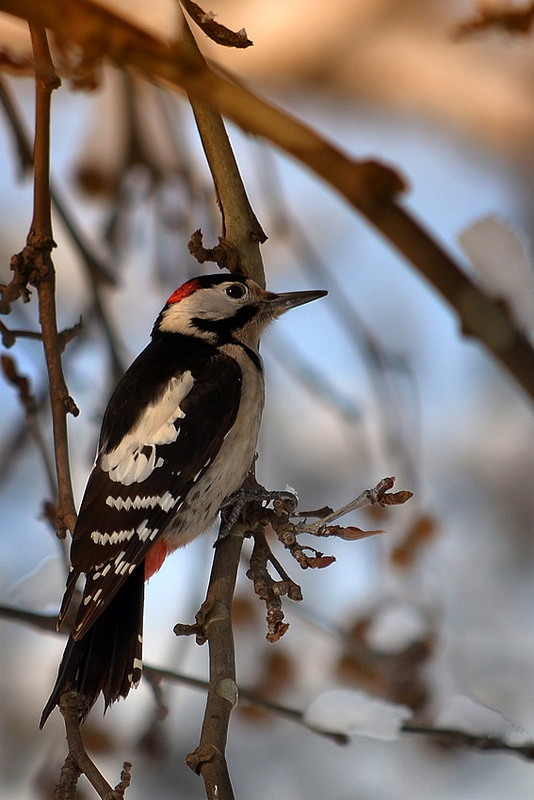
[{"left": 63, "top": 349, "right": 243, "bottom": 639}]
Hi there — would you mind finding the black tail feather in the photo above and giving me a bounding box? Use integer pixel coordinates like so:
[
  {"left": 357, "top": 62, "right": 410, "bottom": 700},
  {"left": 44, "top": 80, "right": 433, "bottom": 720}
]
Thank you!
[{"left": 40, "top": 565, "right": 145, "bottom": 728}]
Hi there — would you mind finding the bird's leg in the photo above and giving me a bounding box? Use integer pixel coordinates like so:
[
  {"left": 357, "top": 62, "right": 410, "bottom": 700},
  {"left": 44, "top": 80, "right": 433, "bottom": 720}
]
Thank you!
[{"left": 217, "top": 486, "right": 298, "bottom": 542}]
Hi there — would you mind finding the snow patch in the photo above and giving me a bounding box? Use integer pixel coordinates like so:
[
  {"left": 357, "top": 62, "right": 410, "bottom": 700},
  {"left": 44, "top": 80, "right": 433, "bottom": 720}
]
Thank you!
[
  {"left": 304, "top": 689, "right": 413, "bottom": 741},
  {"left": 459, "top": 215, "right": 534, "bottom": 337},
  {"left": 435, "top": 694, "right": 526, "bottom": 742},
  {"left": 366, "top": 603, "right": 428, "bottom": 653}
]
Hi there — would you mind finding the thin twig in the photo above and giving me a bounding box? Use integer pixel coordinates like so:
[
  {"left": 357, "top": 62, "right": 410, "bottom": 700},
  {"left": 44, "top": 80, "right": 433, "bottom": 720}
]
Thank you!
[
  {"left": 0, "top": 604, "right": 58, "bottom": 631},
  {"left": 0, "top": 76, "right": 114, "bottom": 285},
  {"left": 239, "top": 479, "right": 410, "bottom": 639},
  {"left": 0, "top": 74, "right": 126, "bottom": 380},
  {"left": 402, "top": 722, "right": 534, "bottom": 760},
  {"left": 143, "top": 663, "right": 348, "bottom": 745},
  {"left": 0, "top": 319, "right": 42, "bottom": 345},
  {"left": 26, "top": 24, "right": 77, "bottom": 537},
  {"left": 299, "top": 476, "right": 411, "bottom": 532},
  {"left": 5, "top": 607, "right": 532, "bottom": 760},
  {"left": 246, "top": 528, "right": 292, "bottom": 642},
  {"left": 142, "top": 663, "right": 534, "bottom": 760},
  {"left": 1, "top": 353, "right": 56, "bottom": 495}
]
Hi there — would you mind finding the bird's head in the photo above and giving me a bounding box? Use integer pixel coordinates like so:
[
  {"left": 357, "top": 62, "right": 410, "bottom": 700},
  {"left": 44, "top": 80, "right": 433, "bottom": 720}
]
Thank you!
[{"left": 154, "top": 273, "right": 327, "bottom": 349}]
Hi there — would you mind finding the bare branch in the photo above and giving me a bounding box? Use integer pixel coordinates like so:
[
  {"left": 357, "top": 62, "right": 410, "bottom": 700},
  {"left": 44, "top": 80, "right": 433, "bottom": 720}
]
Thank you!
[
  {"left": 25, "top": 23, "right": 77, "bottom": 537},
  {"left": 0, "top": 75, "right": 125, "bottom": 379},
  {"left": 59, "top": 693, "right": 132, "bottom": 799},
  {"left": 180, "top": 0, "right": 253, "bottom": 49},
  {"left": 55, "top": 753, "right": 81, "bottom": 800},
  {"left": 178, "top": 8, "right": 266, "bottom": 286},
  {"left": 402, "top": 722, "right": 534, "bottom": 761},
  {"left": 453, "top": 2, "right": 534, "bottom": 38},
  {"left": 179, "top": 522, "right": 244, "bottom": 799},
  {"left": 143, "top": 663, "right": 534, "bottom": 761},
  {"left": 0, "top": 604, "right": 58, "bottom": 631},
  {"left": 1, "top": 353, "right": 57, "bottom": 494},
  {"left": 5, "top": 607, "right": 531, "bottom": 761},
  {"left": 0, "top": 248, "right": 32, "bottom": 313},
  {"left": 143, "top": 662, "right": 349, "bottom": 745},
  {"left": 298, "top": 476, "right": 412, "bottom": 533},
  {"left": 170, "top": 10, "right": 268, "bottom": 797},
  {"left": 0, "top": 74, "right": 114, "bottom": 285},
  {"left": 246, "top": 529, "right": 293, "bottom": 642}
]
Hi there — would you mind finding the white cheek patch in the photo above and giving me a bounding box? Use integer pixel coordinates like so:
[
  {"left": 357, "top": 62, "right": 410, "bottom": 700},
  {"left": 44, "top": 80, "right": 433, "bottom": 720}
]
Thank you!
[
  {"left": 100, "top": 371, "right": 194, "bottom": 485},
  {"left": 160, "top": 286, "right": 246, "bottom": 335}
]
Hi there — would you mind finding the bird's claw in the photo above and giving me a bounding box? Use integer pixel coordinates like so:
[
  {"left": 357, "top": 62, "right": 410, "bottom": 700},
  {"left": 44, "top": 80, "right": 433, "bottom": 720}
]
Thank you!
[{"left": 217, "top": 487, "right": 298, "bottom": 542}]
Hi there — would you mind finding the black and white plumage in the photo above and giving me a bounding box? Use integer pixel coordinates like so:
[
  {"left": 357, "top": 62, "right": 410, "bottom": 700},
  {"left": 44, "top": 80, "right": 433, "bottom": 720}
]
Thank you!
[{"left": 41, "top": 273, "right": 326, "bottom": 726}]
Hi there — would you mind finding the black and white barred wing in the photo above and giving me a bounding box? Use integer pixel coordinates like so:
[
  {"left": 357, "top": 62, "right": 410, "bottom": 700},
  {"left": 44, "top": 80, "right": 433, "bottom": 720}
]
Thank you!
[{"left": 63, "top": 354, "right": 243, "bottom": 640}]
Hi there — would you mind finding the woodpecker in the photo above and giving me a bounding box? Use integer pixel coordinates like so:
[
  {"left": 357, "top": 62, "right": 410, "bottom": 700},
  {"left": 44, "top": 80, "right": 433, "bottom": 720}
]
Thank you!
[{"left": 40, "top": 273, "right": 326, "bottom": 726}]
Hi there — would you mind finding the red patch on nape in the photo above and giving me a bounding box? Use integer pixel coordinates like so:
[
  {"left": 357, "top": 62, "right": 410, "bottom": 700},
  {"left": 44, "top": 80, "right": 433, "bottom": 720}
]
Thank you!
[
  {"left": 166, "top": 279, "right": 201, "bottom": 305},
  {"left": 145, "top": 539, "right": 170, "bottom": 581}
]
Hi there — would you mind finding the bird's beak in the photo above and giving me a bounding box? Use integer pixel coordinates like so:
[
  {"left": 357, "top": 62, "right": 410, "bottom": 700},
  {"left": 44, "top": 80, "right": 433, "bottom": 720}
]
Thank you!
[{"left": 263, "top": 288, "right": 328, "bottom": 317}]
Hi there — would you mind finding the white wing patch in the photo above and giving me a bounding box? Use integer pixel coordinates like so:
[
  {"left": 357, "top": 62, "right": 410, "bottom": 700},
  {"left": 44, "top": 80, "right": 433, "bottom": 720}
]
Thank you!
[
  {"left": 100, "top": 371, "right": 194, "bottom": 485},
  {"left": 91, "top": 518, "right": 158, "bottom": 546},
  {"left": 91, "top": 528, "right": 135, "bottom": 546},
  {"left": 105, "top": 491, "right": 176, "bottom": 513}
]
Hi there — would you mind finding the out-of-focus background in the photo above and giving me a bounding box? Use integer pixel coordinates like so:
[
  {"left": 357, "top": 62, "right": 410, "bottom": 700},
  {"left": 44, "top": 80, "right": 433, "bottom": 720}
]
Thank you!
[{"left": 1, "top": 1, "right": 533, "bottom": 798}]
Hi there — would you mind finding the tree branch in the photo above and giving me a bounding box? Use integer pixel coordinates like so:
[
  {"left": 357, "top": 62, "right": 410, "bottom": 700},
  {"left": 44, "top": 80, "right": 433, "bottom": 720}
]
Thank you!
[
  {"left": 24, "top": 24, "right": 77, "bottom": 537},
  {"left": 141, "top": 664, "right": 534, "bottom": 761},
  {"left": 5, "top": 607, "right": 532, "bottom": 761},
  {"left": 178, "top": 6, "right": 266, "bottom": 286},
  {"left": 172, "top": 9, "right": 268, "bottom": 798},
  {"left": 402, "top": 722, "right": 534, "bottom": 760},
  {"left": 59, "top": 693, "right": 132, "bottom": 799},
  {"left": 177, "top": 522, "right": 245, "bottom": 800}
]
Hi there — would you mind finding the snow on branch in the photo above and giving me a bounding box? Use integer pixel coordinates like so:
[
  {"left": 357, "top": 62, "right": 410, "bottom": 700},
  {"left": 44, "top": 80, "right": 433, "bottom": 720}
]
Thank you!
[{"left": 304, "top": 689, "right": 413, "bottom": 741}]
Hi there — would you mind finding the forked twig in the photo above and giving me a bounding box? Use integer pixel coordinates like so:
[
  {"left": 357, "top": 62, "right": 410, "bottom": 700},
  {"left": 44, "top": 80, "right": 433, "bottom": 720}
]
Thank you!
[
  {"left": 242, "top": 478, "right": 412, "bottom": 640},
  {"left": 59, "top": 693, "right": 132, "bottom": 799}
]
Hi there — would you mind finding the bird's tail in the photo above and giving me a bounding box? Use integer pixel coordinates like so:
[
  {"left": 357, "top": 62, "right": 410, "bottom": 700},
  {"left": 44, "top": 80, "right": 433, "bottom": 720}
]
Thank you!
[{"left": 40, "top": 565, "right": 145, "bottom": 728}]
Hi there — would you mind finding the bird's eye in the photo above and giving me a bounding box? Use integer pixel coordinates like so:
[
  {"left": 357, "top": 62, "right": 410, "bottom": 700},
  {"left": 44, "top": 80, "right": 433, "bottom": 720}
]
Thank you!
[{"left": 225, "top": 284, "right": 246, "bottom": 299}]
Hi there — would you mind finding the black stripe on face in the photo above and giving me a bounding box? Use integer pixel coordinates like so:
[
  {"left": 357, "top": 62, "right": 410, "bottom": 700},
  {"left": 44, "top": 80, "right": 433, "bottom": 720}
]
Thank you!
[
  {"left": 191, "top": 306, "right": 263, "bottom": 372},
  {"left": 191, "top": 304, "right": 260, "bottom": 338}
]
